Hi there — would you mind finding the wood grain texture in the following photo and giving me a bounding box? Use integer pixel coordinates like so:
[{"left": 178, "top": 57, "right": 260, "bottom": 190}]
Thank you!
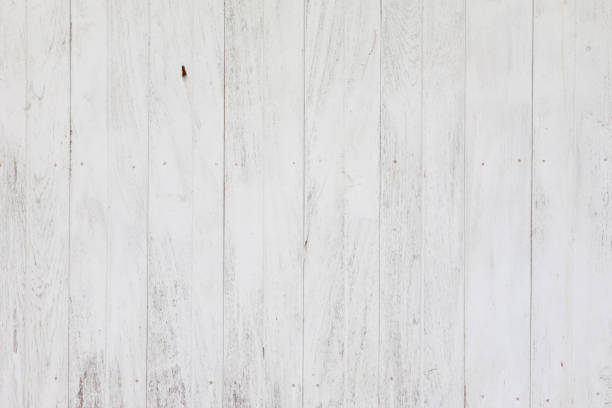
[
  {"left": 191, "top": 0, "right": 224, "bottom": 406},
  {"left": 262, "top": 0, "right": 304, "bottom": 406},
  {"left": 0, "top": 1, "right": 26, "bottom": 406},
  {"left": 3, "top": 1, "right": 612, "bottom": 407},
  {"left": 24, "top": 0, "right": 71, "bottom": 406},
  {"left": 69, "top": 0, "right": 108, "bottom": 405},
  {"left": 147, "top": 0, "right": 194, "bottom": 406},
  {"left": 380, "top": 0, "right": 422, "bottom": 405},
  {"left": 532, "top": 0, "right": 612, "bottom": 407},
  {"left": 223, "top": 0, "right": 266, "bottom": 405},
  {"left": 107, "top": 0, "right": 149, "bottom": 405},
  {"left": 304, "top": 0, "right": 380, "bottom": 406},
  {"left": 465, "top": 0, "right": 533, "bottom": 406}
]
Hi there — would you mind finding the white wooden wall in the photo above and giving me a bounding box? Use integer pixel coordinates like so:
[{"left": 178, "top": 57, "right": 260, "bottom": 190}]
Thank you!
[{"left": 1, "top": 0, "right": 611, "bottom": 407}]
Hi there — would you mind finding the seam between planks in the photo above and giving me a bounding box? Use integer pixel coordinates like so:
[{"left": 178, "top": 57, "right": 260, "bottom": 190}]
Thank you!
[
  {"left": 145, "top": 0, "right": 151, "bottom": 404},
  {"left": 462, "top": 0, "right": 467, "bottom": 406},
  {"left": 529, "top": 0, "right": 535, "bottom": 407}
]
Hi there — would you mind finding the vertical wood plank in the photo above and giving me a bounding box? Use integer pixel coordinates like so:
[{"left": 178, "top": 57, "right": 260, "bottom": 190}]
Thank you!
[
  {"left": 532, "top": 0, "right": 612, "bottom": 406},
  {"left": 0, "top": 0, "right": 26, "bottom": 406},
  {"left": 25, "top": 0, "right": 71, "bottom": 405},
  {"left": 303, "top": 0, "right": 345, "bottom": 402},
  {"left": 192, "top": 0, "right": 224, "bottom": 405},
  {"left": 262, "top": 0, "right": 304, "bottom": 406},
  {"left": 148, "top": 0, "right": 193, "bottom": 406},
  {"left": 223, "top": 0, "right": 265, "bottom": 405},
  {"left": 465, "top": 0, "right": 532, "bottom": 406},
  {"left": 379, "top": 0, "right": 422, "bottom": 405},
  {"left": 69, "top": 0, "right": 108, "bottom": 405},
  {"left": 107, "top": 0, "right": 149, "bottom": 405},
  {"left": 421, "top": 1, "right": 465, "bottom": 407},
  {"left": 304, "top": 0, "right": 380, "bottom": 405}
]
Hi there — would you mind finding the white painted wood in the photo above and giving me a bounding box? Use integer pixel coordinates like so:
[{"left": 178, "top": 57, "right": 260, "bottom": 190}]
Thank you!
[
  {"left": 3, "top": 1, "right": 612, "bottom": 406},
  {"left": 223, "top": 0, "right": 265, "bottom": 405},
  {"left": 0, "top": 1, "right": 26, "bottom": 406},
  {"left": 261, "top": 0, "right": 304, "bottom": 406},
  {"left": 107, "top": 0, "right": 149, "bottom": 406},
  {"left": 191, "top": 0, "right": 224, "bottom": 406},
  {"left": 304, "top": 0, "right": 380, "bottom": 406},
  {"left": 147, "top": 0, "right": 194, "bottom": 406},
  {"left": 380, "top": 0, "right": 422, "bottom": 405},
  {"left": 532, "top": 0, "right": 612, "bottom": 407},
  {"left": 465, "top": 0, "right": 533, "bottom": 406},
  {"left": 421, "top": 2, "right": 465, "bottom": 407},
  {"left": 380, "top": 2, "right": 464, "bottom": 406},
  {"left": 69, "top": 0, "right": 108, "bottom": 406},
  {"left": 24, "top": 0, "right": 71, "bottom": 406}
]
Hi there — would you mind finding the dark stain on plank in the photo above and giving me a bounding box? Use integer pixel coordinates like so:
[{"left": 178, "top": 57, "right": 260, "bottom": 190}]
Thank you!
[{"left": 181, "top": 65, "right": 187, "bottom": 78}]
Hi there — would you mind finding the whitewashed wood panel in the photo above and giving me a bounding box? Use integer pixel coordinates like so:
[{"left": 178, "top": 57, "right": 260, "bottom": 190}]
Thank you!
[
  {"left": 465, "top": 0, "right": 533, "bottom": 406},
  {"left": 69, "top": 0, "right": 108, "bottom": 405},
  {"left": 223, "top": 0, "right": 264, "bottom": 405},
  {"left": 532, "top": 0, "right": 612, "bottom": 407},
  {"left": 380, "top": 0, "right": 422, "bottom": 405},
  {"left": 3, "top": 1, "right": 612, "bottom": 407},
  {"left": 147, "top": 0, "right": 194, "bottom": 406},
  {"left": 304, "top": 0, "right": 380, "bottom": 406},
  {"left": 24, "top": 0, "right": 71, "bottom": 406},
  {"left": 380, "top": 1, "right": 464, "bottom": 406},
  {"left": 191, "top": 0, "right": 224, "bottom": 406},
  {"left": 421, "top": 2, "right": 465, "bottom": 407},
  {"left": 0, "top": 1, "right": 26, "bottom": 406},
  {"left": 261, "top": 0, "right": 304, "bottom": 406},
  {"left": 107, "top": 0, "right": 149, "bottom": 406}
]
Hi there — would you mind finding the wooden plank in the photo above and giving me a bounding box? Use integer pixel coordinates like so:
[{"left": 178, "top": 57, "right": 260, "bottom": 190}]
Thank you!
[
  {"left": 107, "top": 0, "right": 149, "bottom": 406},
  {"left": 24, "top": 0, "right": 71, "bottom": 405},
  {"left": 421, "top": 1, "right": 465, "bottom": 407},
  {"left": 0, "top": 0, "right": 26, "bottom": 406},
  {"left": 223, "top": 0, "right": 265, "bottom": 405},
  {"left": 261, "top": 0, "right": 304, "bottom": 406},
  {"left": 69, "top": 0, "right": 108, "bottom": 405},
  {"left": 147, "top": 0, "right": 194, "bottom": 406},
  {"left": 191, "top": 0, "right": 224, "bottom": 406},
  {"left": 304, "top": 0, "right": 380, "bottom": 405},
  {"left": 379, "top": 0, "right": 423, "bottom": 405},
  {"left": 464, "top": 0, "right": 532, "bottom": 406},
  {"left": 532, "top": 0, "right": 612, "bottom": 406}
]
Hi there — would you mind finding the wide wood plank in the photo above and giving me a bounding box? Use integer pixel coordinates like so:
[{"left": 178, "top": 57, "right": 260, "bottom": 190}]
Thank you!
[
  {"left": 304, "top": 0, "right": 380, "bottom": 405},
  {"left": 192, "top": 0, "right": 224, "bottom": 406},
  {"left": 107, "top": 0, "right": 149, "bottom": 405},
  {"left": 261, "top": 0, "right": 304, "bottom": 406},
  {"left": 147, "top": 0, "right": 194, "bottom": 406},
  {"left": 223, "top": 0, "right": 265, "bottom": 405},
  {"left": 0, "top": 1, "right": 26, "bottom": 406},
  {"left": 24, "top": 0, "right": 71, "bottom": 405},
  {"left": 69, "top": 0, "right": 108, "bottom": 405},
  {"left": 421, "top": 1, "right": 465, "bottom": 407},
  {"left": 380, "top": 0, "right": 422, "bottom": 405},
  {"left": 532, "top": 0, "right": 612, "bottom": 406},
  {"left": 465, "top": 0, "right": 533, "bottom": 406}
]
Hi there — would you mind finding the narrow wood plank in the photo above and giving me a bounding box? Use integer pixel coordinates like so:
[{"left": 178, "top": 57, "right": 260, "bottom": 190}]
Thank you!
[
  {"left": 192, "top": 0, "right": 224, "bottom": 406},
  {"left": 532, "top": 1, "right": 612, "bottom": 406},
  {"left": 304, "top": 0, "right": 380, "bottom": 405},
  {"left": 147, "top": 0, "right": 194, "bottom": 405},
  {"left": 379, "top": 0, "right": 422, "bottom": 405},
  {"left": 261, "top": 0, "right": 304, "bottom": 406},
  {"left": 24, "top": 0, "right": 71, "bottom": 405},
  {"left": 421, "top": 1, "right": 465, "bottom": 407},
  {"left": 465, "top": 0, "right": 532, "bottom": 406},
  {"left": 0, "top": 1, "right": 26, "bottom": 405},
  {"left": 107, "top": 0, "right": 149, "bottom": 405},
  {"left": 69, "top": 0, "right": 108, "bottom": 405},
  {"left": 223, "top": 0, "right": 265, "bottom": 405}
]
